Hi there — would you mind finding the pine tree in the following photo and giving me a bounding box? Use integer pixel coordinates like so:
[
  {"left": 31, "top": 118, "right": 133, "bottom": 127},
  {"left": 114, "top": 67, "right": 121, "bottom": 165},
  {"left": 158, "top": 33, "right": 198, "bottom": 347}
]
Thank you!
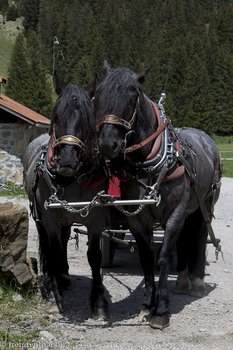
[
  {"left": 6, "top": 33, "right": 33, "bottom": 105},
  {"left": 208, "top": 47, "right": 233, "bottom": 135},
  {"left": 26, "top": 31, "right": 53, "bottom": 117},
  {"left": 6, "top": 32, "right": 53, "bottom": 118},
  {"left": 18, "top": 0, "right": 40, "bottom": 33}
]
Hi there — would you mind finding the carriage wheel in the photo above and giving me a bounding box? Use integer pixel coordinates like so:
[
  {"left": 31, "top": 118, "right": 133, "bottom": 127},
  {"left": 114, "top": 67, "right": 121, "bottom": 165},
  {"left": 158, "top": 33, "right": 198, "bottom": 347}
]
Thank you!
[{"left": 101, "top": 234, "right": 115, "bottom": 267}]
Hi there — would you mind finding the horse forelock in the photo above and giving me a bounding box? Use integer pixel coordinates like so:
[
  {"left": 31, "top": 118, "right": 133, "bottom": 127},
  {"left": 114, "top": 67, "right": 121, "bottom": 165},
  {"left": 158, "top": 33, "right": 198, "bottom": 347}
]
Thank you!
[
  {"left": 95, "top": 67, "right": 142, "bottom": 123},
  {"left": 50, "top": 84, "right": 95, "bottom": 139}
]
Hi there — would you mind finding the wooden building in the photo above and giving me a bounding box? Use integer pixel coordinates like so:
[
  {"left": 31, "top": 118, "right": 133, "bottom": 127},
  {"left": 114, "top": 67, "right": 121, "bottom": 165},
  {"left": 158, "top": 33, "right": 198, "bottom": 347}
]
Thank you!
[{"left": 0, "top": 76, "right": 50, "bottom": 160}]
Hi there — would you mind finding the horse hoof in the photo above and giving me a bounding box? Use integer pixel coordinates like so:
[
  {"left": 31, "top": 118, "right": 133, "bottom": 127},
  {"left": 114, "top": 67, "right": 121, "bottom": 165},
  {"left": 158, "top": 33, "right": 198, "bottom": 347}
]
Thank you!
[
  {"left": 189, "top": 277, "right": 206, "bottom": 298},
  {"left": 173, "top": 270, "right": 191, "bottom": 295},
  {"left": 92, "top": 307, "right": 109, "bottom": 320},
  {"left": 173, "top": 282, "right": 191, "bottom": 294},
  {"left": 138, "top": 307, "right": 152, "bottom": 322},
  {"left": 46, "top": 300, "right": 61, "bottom": 313},
  {"left": 149, "top": 314, "right": 170, "bottom": 330},
  {"left": 60, "top": 274, "right": 71, "bottom": 289}
]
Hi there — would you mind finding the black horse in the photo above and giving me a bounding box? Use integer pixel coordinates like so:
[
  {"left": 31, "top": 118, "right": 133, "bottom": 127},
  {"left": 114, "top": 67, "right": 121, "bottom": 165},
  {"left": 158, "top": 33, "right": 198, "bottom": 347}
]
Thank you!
[
  {"left": 24, "top": 77, "right": 109, "bottom": 317},
  {"left": 94, "top": 61, "right": 222, "bottom": 329}
]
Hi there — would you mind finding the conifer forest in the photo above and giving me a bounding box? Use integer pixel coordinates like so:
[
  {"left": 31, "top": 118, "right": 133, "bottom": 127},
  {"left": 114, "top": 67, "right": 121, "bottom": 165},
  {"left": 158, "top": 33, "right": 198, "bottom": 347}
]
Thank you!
[{"left": 1, "top": 0, "right": 233, "bottom": 135}]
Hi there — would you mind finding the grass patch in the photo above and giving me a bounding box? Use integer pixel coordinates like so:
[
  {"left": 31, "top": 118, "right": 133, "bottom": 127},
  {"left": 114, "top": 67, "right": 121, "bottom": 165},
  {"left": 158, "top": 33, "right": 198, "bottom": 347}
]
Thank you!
[
  {"left": 0, "top": 279, "right": 38, "bottom": 320},
  {"left": 0, "top": 280, "right": 45, "bottom": 349},
  {"left": 213, "top": 135, "right": 233, "bottom": 178},
  {"left": 0, "top": 329, "right": 40, "bottom": 348},
  {"left": 0, "top": 181, "right": 26, "bottom": 198},
  {"left": 221, "top": 160, "right": 233, "bottom": 178}
]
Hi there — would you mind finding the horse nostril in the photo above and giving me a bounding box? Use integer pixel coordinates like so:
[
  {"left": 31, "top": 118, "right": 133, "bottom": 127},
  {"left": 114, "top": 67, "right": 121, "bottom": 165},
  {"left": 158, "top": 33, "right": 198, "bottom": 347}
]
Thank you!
[{"left": 112, "top": 141, "right": 118, "bottom": 151}]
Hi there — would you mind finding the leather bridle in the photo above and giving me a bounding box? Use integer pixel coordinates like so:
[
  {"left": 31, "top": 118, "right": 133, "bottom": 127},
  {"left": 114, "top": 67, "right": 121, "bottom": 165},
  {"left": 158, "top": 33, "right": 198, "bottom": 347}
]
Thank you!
[
  {"left": 97, "top": 96, "right": 139, "bottom": 132},
  {"left": 50, "top": 126, "right": 87, "bottom": 154},
  {"left": 97, "top": 94, "right": 170, "bottom": 155}
]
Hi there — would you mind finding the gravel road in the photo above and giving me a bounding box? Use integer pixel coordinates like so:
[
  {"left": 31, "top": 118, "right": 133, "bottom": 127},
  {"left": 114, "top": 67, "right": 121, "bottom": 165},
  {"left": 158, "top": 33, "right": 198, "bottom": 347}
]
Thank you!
[{"left": 1, "top": 177, "right": 233, "bottom": 350}]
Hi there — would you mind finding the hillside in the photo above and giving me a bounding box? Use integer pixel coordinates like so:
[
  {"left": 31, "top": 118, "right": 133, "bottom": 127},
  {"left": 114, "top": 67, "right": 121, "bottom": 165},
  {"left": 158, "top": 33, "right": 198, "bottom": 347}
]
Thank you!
[{"left": 0, "top": 15, "right": 22, "bottom": 78}]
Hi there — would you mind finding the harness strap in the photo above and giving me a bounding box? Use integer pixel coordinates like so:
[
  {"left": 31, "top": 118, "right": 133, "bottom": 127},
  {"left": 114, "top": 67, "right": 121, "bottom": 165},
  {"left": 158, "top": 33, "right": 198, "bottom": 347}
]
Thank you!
[
  {"left": 177, "top": 151, "right": 221, "bottom": 255},
  {"left": 123, "top": 117, "right": 170, "bottom": 154},
  {"left": 38, "top": 162, "right": 57, "bottom": 194}
]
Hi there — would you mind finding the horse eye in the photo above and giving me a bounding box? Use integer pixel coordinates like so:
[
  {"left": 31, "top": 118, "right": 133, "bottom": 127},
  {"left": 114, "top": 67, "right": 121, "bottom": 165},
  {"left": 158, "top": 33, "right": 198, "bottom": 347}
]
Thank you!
[{"left": 71, "top": 95, "right": 79, "bottom": 108}]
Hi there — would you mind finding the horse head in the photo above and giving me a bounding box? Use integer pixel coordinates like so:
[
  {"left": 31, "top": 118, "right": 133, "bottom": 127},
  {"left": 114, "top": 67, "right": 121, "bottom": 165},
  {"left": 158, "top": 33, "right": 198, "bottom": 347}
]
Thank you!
[
  {"left": 49, "top": 74, "right": 96, "bottom": 177},
  {"left": 95, "top": 61, "right": 156, "bottom": 162}
]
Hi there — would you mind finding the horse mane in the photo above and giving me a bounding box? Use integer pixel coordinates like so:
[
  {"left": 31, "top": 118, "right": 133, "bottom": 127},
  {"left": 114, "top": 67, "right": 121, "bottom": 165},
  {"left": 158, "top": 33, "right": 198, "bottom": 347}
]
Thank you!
[{"left": 50, "top": 84, "right": 95, "bottom": 141}]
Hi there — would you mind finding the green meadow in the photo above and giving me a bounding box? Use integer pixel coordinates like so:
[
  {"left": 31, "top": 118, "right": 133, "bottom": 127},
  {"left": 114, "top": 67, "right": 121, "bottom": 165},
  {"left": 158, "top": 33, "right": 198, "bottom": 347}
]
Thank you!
[{"left": 214, "top": 135, "right": 233, "bottom": 178}]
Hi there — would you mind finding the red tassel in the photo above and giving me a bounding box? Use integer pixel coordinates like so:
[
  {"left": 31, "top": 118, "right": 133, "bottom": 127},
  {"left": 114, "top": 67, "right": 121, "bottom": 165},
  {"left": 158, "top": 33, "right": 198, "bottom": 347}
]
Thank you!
[{"left": 108, "top": 176, "right": 121, "bottom": 197}]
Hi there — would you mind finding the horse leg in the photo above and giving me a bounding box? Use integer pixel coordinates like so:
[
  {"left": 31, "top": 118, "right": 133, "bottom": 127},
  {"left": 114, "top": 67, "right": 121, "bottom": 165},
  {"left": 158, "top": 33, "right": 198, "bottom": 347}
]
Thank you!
[
  {"left": 60, "top": 226, "right": 71, "bottom": 289},
  {"left": 87, "top": 231, "right": 108, "bottom": 319},
  {"left": 150, "top": 202, "right": 188, "bottom": 329},
  {"left": 37, "top": 221, "right": 49, "bottom": 276},
  {"left": 128, "top": 218, "right": 155, "bottom": 321},
  {"left": 38, "top": 219, "right": 70, "bottom": 311},
  {"left": 174, "top": 212, "right": 201, "bottom": 294},
  {"left": 187, "top": 209, "right": 208, "bottom": 297}
]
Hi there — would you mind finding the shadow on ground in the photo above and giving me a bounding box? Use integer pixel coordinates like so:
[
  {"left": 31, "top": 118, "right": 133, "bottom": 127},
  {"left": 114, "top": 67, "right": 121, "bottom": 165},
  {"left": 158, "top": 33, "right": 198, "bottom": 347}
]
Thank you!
[{"left": 60, "top": 247, "right": 216, "bottom": 326}]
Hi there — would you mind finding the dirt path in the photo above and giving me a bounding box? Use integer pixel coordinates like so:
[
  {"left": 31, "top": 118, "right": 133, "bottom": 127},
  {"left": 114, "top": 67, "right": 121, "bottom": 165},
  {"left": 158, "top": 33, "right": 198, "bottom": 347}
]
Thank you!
[{"left": 0, "top": 177, "right": 233, "bottom": 349}]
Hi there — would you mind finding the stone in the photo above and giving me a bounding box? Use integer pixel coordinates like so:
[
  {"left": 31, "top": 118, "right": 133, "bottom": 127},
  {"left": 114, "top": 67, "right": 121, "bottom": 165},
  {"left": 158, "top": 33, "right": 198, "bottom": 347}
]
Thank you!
[
  {"left": 0, "top": 202, "right": 36, "bottom": 286},
  {"left": 0, "top": 149, "right": 24, "bottom": 185}
]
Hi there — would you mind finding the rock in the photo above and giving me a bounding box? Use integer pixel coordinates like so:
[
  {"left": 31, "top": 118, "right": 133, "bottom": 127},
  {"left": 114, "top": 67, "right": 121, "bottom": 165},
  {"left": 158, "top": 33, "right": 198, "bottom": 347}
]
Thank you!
[
  {"left": 0, "top": 150, "right": 23, "bottom": 185},
  {"left": 39, "top": 330, "right": 57, "bottom": 341},
  {"left": 0, "top": 202, "right": 36, "bottom": 286},
  {"left": 12, "top": 293, "right": 23, "bottom": 302}
]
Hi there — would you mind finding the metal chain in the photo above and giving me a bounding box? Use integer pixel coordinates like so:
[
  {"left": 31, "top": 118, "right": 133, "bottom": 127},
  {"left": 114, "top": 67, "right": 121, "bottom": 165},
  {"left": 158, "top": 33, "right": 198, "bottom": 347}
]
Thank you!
[
  {"left": 115, "top": 203, "right": 145, "bottom": 216},
  {"left": 44, "top": 191, "right": 105, "bottom": 217},
  {"left": 44, "top": 187, "right": 161, "bottom": 218},
  {"left": 115, "top": 191, "right": 161, "bottom": 217}
]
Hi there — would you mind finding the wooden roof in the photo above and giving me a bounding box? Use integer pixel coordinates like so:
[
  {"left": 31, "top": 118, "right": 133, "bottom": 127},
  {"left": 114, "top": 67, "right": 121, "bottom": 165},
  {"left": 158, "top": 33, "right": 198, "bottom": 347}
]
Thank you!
[{"left": 0, "top": 93, "right": 50, "bottom": 126}]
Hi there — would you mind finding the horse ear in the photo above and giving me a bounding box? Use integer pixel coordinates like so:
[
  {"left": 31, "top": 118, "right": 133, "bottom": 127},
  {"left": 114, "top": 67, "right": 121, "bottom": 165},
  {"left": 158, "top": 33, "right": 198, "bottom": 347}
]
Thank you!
[
  {"left": 53, "top": 70, "right": 66, "bottom": 95},
  {"left": 103, "top": 60, "right": 112, "bottom": 76},
  {"left": 84, "top": 74, "right": 97, "bottom": 98},
  {"left": 133, "top": 68, "right": 149, "bottom": 84}
]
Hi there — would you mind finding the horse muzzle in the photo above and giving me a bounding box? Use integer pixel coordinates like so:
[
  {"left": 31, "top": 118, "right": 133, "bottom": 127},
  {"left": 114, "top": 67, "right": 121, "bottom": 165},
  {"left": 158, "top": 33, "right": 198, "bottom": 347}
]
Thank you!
[
  {"left": 55, "top": 147, "right": 80, "bottom": 177},
  {"left": 57, "top": 165, "right": 76, "bottom": 177},
  {"left": 98, "top": 139, "right": 123, "bottom": 159},
  {"left": 98, "top": 126, "right": 124, "bottom": 159}
]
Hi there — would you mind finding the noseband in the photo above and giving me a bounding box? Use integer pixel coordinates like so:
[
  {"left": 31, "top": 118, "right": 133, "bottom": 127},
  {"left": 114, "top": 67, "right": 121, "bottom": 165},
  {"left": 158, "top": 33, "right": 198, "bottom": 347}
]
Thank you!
[
  {"left": 52, "top": 134, "right": 86, "bottom": 154},
  {"left": 50, "top": 126, "right": 87, "bottom": 155}
]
